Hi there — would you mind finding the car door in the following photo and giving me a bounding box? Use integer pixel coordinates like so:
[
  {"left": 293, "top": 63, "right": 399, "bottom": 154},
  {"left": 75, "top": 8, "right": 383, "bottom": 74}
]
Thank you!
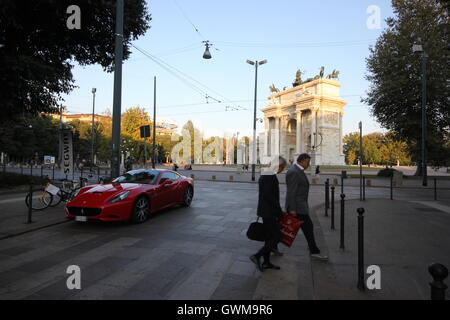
[
  {"left": 143, "top": 171, "right": 164, "bottom": 211},
  {"left": 157, "top": 172, "right": 178, "bottom": 209}
]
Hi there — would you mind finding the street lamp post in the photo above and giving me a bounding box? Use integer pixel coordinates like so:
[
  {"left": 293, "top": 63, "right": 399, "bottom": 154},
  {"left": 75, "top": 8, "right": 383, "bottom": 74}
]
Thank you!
[
  {"left": 359, "top": 121, "right": 363, "bottom": 201},
  {"left": 91, "top": 88, "right": 96, "bottom": 171},
  {"left": 247, "top": 59, "right": 267, "bottom": 181},
  {"left": 111, "top": 0, "right": 124, "bottom": 179},
  {"left": 413, "top": 43, "right": 428, "bottom": 186}
]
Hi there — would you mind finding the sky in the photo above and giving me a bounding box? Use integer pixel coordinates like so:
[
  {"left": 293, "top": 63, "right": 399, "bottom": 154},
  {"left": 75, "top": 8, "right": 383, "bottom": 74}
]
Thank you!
[{"left": 62, "top": 0, "right": 394, "bottom": 138}]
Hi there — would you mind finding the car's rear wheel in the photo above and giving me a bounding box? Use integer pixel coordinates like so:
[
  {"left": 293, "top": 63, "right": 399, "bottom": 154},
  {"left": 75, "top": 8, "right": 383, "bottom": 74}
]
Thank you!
[
  {"left": 182, "top": 186, "right": 194, "bottom": 207},
  {"left": 131, "top": 196, "right": 150, "bottom": 223}
]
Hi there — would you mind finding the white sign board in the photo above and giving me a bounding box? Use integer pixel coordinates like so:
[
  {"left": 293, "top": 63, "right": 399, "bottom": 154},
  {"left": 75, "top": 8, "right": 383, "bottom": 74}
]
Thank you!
[
  {"left": 44, "top": 156, "right": 55, "bottom": 165},
  {"left": 61, "top": 130, "right": 74, "bottom": 176}
]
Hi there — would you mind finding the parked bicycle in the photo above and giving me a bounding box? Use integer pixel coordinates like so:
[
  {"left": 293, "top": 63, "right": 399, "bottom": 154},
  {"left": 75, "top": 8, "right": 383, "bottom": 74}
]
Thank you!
[{"left": 25, "top": 177, "right": 88, "bottom": 210}]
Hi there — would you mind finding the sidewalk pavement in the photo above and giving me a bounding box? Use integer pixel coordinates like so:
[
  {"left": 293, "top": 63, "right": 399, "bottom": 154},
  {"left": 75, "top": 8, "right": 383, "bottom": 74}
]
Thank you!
[
  {"left": 310, "top": 198, "right": 450, "bottom": 299},
  {"left": 0, "top": 193, "right": 68, "bottom": 240}
]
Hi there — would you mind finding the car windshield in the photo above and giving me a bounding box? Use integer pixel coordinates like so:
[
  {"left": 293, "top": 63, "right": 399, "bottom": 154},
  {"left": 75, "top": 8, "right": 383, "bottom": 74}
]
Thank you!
[{"left": 112, "top": 170, "right": 159, "bottom": 184}]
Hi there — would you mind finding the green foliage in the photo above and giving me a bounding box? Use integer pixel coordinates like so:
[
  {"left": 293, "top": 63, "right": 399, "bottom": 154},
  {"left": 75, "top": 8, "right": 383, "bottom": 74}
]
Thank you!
[
  {"left": 343, "top": 131, "right": 412, "bottom": 166},
  {"left": 0, "top": 0, "right": 151, "bottom": 120},
  {"left": 363, "top": 0, "right": 450, "bottom": 167}
]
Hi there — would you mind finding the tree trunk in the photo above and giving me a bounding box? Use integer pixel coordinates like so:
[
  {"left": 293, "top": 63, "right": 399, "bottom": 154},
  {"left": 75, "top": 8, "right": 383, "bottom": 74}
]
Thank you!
[{"left": 414, "top": 162, "right": 423, "bottom": 176}]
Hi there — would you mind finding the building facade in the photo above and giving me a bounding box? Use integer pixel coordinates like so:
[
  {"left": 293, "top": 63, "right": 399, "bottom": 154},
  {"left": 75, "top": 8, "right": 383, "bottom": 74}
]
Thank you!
[{"left": 261, "top": 78, "right": 346, "bottom": 165}]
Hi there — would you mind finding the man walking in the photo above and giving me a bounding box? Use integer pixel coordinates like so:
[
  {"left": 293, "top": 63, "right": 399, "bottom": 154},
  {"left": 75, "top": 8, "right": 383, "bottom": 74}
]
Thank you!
[{"left": 286, "top": 153, "right": 328, "bottom": 261}]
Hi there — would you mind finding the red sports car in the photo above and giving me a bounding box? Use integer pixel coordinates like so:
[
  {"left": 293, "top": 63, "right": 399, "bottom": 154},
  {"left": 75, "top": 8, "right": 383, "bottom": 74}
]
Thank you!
[{"left": 65, "top": 169, "right": 194, "bottom": 223}]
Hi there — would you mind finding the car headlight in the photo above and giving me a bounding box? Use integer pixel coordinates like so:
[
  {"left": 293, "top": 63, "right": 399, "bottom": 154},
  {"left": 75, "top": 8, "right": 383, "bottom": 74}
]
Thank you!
[
  {"left": 71, "top": 188, "right": 83, "bottom": 200},
  {"left": 109, "top": 191, "right": 130, "bottom": 203}
]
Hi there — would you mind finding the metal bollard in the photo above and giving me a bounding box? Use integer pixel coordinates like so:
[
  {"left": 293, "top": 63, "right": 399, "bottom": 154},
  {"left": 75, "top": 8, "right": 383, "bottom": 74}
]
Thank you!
[
  {"left": 325, "top": 178, "right": 330, "bottom": 212},
  {"left": 21, "top": 163, "right": 23, "bottom": 175},
  {"left": 27, "top": 183, "right": 33, "bottom": 223},
  {"left": 434, "top": 178, "right": 437, "bottom": 201},
  {"left": 331, "top": 186, "right": 335, "bottom": 230},
  {"left": 428, "top": 263, "right": 448, "bottom": 300},
  {"left": 30, "top": 164, "right": 33, "bottom": 177},
  {"left": 81, "top": 167, "right": 83, "bottom": 179},
  {"left": 340, "top": 193, "right": 345, "bottom": 250},
  {"left": 40, "top": 165, "right": 43, "bottom": 178},
  {"left": 52, "top": 165, "right": 55, "bottom": 180},
  {"left": 390, "top": 175, "right": 393, "bottom": 200},
  {"left": 357, "top": 207, "right": 365, "bottom": 291},
  {"left": 363, "top": 176, "right": 366, "bottom": 201}
]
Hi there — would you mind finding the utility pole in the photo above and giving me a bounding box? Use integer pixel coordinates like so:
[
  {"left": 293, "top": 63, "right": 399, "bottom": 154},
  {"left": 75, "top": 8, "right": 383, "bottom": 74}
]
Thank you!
[
  {"left": 359, "top": 121, "right": 363, "bottom": 201},
  {"left": 152, "top": 76, "right": 157, "bottom": 169},
  {"left": 91, "top": 88, "right": 97, "bottom": 171},
  {"left": 111, "top": 0, "right": 124, "bottom": 179},
  {"left": 58, "top": 105, "right": 63, "bottom": 169},
  {"left": 413, "top": 43, "right": 428, "bottom": 186}
]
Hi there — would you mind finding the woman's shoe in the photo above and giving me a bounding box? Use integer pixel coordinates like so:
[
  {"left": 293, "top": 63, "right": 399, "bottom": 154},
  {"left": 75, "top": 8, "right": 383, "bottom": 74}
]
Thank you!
[
  {"left": 250, "top": 255, "right": 263, "bottom": 272},
  {"left": 262, "top": 262, "right": 281, "bottom": 270}
]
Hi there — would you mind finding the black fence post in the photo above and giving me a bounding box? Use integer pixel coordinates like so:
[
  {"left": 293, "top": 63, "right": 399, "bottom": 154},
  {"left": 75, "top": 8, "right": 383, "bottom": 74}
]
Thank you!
[
  {"left": 428, "top": 263, "right": 448, "bottom": 300},
  {"left": 30, "top": 163, "right": 33, "bottom": 177},
  {"left": 434, "top": 178, "right": 437, "bottom": 201},
  {"left": 52, "top": 164, "right": 55, "bottom": 180},
  {"left": 40, "top": 165, "right": 43, "bottom": 178},
  {"left": 357, "top": 207, "right": 365, "bottom": 291},
  {"left": 390, "top": 174, "right": 393, "bottom": 200},
  {"left": 20, "top": 163, "right": 23, "bottom": 175},
  {"left": 340, "top": 193, "right": 345, "bottom": 250},
  {"left": 363, "top": 176, "right": 366, "bottom": 201},
  {"left": 331, "top": 186, "right": 335, "bottom": 230},
  {"left": 81, "top": 166, "right": 83, "bottom": 179},
  {"left": 27, "top": 183, "right": 33, "bottom": 223},
  {"left": 325, "top": 179, "right": 329, "bottom": 217}
]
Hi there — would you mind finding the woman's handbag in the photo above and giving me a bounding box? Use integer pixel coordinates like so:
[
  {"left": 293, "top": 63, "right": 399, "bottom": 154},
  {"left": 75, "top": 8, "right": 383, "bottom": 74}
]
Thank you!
[{"left": 246, "top": 217, "right": 266, "bottom": 242}]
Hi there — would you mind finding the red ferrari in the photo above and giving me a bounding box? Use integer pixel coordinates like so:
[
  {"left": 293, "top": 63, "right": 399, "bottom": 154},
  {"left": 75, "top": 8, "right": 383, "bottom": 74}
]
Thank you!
[{"left": 65, "top": 169, "right": 194, "bottom": 223}]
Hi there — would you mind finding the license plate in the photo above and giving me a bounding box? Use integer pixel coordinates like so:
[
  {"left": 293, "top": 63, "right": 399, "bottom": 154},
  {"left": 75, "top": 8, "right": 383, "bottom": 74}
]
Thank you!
[{"left": 75, "top": 216, "right": 88, "bottom": 222}]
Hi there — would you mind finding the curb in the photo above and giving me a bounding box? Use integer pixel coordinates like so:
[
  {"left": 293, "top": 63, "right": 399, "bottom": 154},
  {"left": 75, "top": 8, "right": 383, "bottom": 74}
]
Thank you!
[{"left": 0, "top": 219, "right": 70, "bottom": 241}]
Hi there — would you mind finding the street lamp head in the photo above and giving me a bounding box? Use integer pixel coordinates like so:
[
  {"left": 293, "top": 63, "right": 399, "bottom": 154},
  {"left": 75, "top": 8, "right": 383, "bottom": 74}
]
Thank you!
[
  {"left": 259, "top": 60, "right": 268, "bottom": 65},
  {"left": 246, "top": 60, "right": 255, "bottom": 65},
  {"left": 92, "top": 88, "right": 97, "bottom": 94}
]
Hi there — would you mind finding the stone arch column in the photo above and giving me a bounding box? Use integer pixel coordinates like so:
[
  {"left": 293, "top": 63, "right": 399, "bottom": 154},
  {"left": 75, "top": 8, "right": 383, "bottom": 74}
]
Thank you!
[{"left": 296, "top": 110, "right": 303, "bottom": 155}]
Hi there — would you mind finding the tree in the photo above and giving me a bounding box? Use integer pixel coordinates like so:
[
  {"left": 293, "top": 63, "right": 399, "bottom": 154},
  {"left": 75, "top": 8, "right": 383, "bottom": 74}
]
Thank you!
[
  {"left": 363, "top": 0, "right": 449, "bottom": 174},
  {"left": 0, "top": 0, "right": 151, "bottom": 121}
]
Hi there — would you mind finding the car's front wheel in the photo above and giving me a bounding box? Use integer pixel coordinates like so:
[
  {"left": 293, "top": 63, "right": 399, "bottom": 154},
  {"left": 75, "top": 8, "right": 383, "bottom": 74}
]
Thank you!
[
  {"left": 182, "top": 186, "right": 194, "bottom": 207},
  {"left": 131, "top": 196, "right": 150, "bottom": 223}
]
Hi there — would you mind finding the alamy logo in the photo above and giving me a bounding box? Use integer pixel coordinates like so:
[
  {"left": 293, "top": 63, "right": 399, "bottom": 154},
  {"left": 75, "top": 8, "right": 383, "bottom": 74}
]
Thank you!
[
  {"left": 366, "top": 265, "right": 381, "bottom": 290},
  {"left": 66, "top": 265, "right": 81, "bottom": 290},
  {"left": 366, "top": 5, "right": 381, "bottom": 30},
  {"left": 66, "top": 5, "right": 81, "bottom": 30}
]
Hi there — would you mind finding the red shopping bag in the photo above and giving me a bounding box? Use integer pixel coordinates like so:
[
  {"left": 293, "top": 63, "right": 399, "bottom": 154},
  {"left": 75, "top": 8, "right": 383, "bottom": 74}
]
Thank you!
[{"left": 279, "top": 213, "right": 303, "bottom": 247}]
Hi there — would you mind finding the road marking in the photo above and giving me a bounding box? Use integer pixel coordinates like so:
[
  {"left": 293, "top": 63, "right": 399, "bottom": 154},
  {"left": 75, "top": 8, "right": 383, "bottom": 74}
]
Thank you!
[{"left": 410, "top": 201, "right": 450, "bottom": 214}]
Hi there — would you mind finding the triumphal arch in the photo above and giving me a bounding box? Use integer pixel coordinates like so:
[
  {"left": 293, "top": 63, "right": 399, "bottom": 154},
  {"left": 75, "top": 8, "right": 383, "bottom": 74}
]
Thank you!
[{"left": 262, "top": 77, "right": 346, "bottom": 165}]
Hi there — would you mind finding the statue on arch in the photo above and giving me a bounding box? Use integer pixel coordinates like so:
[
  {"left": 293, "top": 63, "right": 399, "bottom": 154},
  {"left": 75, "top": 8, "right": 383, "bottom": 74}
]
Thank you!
[
  {"left": 292, "top": 69, "right": 303, "bottom": 87},
  {"left": 269, "top": 84, "right": 280, "bottom": 93},
  {"left": 327, "top": 69, "right": 340, "bottom": 80}
]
